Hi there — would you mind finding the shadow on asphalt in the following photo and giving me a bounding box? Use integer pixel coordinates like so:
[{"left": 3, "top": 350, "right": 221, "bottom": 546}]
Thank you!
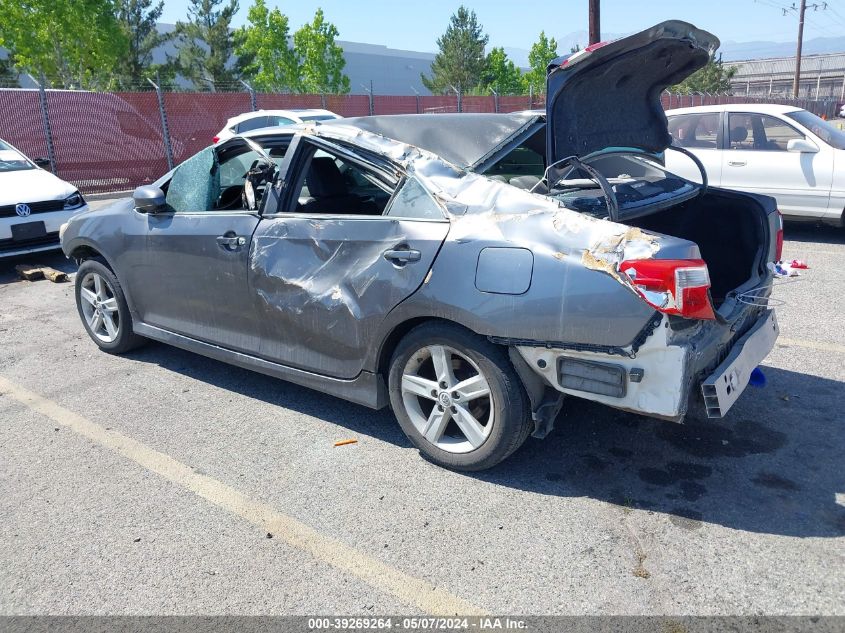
[
  {"left": 473, "top": 366, "right": 845, "bottom": 539},
  {"left": 783, "top": 222, "right": 844, "bottom": 245},
  {"left": 125, "top": 342, "right": 410, "bottom": 446},
  {"left": 125, "top": 340, "right": 844, "bottom": 539}
]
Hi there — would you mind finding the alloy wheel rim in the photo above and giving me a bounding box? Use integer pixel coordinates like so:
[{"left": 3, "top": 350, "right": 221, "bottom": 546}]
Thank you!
[
  {"left": 79, "top": 272, "right": 120, "bottom": 343},
  {"left": 401, "top": 345, "right": 494, "bottom": 454}
]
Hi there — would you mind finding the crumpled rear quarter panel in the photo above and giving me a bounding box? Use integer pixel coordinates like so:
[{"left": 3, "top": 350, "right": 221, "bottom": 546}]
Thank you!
[{"left": 372, "top": 173, "right": 660, "bottom": 355}]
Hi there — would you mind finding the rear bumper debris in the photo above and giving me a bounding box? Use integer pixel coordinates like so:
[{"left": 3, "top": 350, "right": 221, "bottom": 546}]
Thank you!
[
  {"left": 701, "top": 310, "right": 779, "bottom": 418},
  {"left": 515, "top": 309, "right": 778, "bottom": 422}
]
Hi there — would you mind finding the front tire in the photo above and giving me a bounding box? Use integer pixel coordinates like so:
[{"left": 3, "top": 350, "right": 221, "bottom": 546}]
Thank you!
[
  {"left": 388, "top": 322, "right": 531, "bottom": 471},
  {"left": 75, "top": 259, "right": 145, "bottom": 354}
]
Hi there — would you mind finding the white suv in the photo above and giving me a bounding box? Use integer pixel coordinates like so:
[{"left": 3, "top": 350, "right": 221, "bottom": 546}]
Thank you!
[
  {"left": 0, "top": 139, "right": 89, "bottom": 258},
  {"left": 213, "top": 109, "right": 340, "bottom": 143}
]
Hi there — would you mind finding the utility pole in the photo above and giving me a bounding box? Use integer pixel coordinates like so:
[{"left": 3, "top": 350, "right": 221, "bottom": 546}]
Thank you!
[
  {"left": 588, "top": 0, "right": 600, "bottom": 45},
  {"left": 759, "top": 1, "right": 827, "bottom": 99},
  {"left": 793, "top": 0, "right": 807, "bottom": 98}
]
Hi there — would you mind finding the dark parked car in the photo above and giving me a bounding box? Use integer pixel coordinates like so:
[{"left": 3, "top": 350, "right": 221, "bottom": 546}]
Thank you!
[{"left": 61, "top": 21, "right": 780, "bottom": 470}]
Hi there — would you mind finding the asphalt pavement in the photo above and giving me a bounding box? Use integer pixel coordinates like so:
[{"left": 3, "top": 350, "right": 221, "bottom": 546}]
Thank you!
[{"left": 0, "top": 201, "right": 842, "bottom": 616}]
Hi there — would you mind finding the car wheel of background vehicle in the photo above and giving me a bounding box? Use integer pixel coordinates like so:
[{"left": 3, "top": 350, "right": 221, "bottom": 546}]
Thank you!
[
  {"left": 388, "top": 322, "right": 532, "bottom": 471},
  {"left": 75, "top": 259, "right": 145, "bottom": 354}
]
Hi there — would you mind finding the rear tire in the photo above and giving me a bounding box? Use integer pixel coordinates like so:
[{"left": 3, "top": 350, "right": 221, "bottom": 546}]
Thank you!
[
  {"left": 388, "top": 322, "right": 531, "bottom": 471},
  {"left": 75, "top": 259, "right": 146, "bottom": 354}
]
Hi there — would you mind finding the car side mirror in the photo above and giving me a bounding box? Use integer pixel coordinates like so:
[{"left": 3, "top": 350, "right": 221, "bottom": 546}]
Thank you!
[
  {"left": 133, "top": 185, "right": 166, "bottom": 214},
  {"left": 787, "top": 138, "right": 819, "bottom": 153},
  {"left": 33, "top": 157, "right": 52, "bottom": 170}
]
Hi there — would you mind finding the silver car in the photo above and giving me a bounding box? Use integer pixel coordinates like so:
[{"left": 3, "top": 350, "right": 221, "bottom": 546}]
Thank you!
[{"left": 61, "top": 21, "right": 780, "bottom": 470}]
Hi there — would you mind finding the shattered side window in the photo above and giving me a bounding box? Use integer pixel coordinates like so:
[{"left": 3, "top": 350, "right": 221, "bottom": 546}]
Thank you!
[
  {"left": 165, "top": 146, "right": 220, "bottom": 212},
  {"left": 385, "top": 177, "right": 445, "bottom": 220}
]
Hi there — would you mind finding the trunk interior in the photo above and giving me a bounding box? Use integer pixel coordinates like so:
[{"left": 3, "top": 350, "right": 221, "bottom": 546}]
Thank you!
[{"left": 628, "top": 191, "right": 767, "bottom": 307}]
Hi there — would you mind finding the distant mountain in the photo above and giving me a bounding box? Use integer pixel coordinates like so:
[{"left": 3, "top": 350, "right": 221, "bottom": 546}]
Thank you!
[
  {"left": 719, "top": 35, "right": 845, "bottom": 60},
  {"left": 153, "top": 23, "right": 845, "bottom": 75},
  {"left": 502, "top": 31, "right": 628, "bottom": 68},
  {"left": 502, "top": 31, "right": 845, "bottom": 67}
]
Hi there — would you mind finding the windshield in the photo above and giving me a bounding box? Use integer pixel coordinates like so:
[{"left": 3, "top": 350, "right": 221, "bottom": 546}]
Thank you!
[
  {"left": 0, "top": 140, "right": 34, "bottom": 172},
  {"left": 550, "top": 152, "right": 697, "bottom": 218},
  {"left": 787, "top": 110, "right": 845, "bottom": 150}
]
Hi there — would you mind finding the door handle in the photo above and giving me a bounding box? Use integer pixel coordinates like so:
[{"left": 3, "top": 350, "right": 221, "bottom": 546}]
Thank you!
[
  {"left": 217, "top": 235, "right": 246, "bottom": 249},
  {"left": 384, "top": 248, "right": 421, "bottom": 263},
  {"left": 728, "top": 161, "right": 747, "bottom": 167}
]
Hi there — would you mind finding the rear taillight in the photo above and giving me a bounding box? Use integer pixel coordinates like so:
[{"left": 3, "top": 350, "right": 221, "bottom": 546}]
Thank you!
[
  {"left": 212, "top": 135, "right": 220, "bottom": 143},
  {"left": 775, "top": 210, "right": 784, "bottom": 261},
  {"left": 620, "top": 258, "right": 716, "bottom": 320}
]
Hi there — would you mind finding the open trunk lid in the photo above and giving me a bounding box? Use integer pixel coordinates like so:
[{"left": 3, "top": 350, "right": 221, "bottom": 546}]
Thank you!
[{"left": 545, "top": 20, "right": 718, "bottom": 164}]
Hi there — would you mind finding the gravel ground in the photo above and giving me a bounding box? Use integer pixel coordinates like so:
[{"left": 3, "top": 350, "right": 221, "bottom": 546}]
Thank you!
[{"left": 0, "top": 200, "right": 842, "bottom": 616}]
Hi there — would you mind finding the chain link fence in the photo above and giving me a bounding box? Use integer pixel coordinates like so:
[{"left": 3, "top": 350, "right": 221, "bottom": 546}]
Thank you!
[
  {"left": 658, "top": 91, "right": 839, "bottom": 115},
  {"left": 0, "top": 81, "right": 839, "bottom": 194}
]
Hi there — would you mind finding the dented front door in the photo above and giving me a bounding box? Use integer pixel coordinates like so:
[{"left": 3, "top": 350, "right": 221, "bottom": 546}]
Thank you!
[
  {"left": 134, "top": 211, "right": 262, "bottom": 353},
  {"left": 249, "top": 216, "right": 449, "bottom": 379}
]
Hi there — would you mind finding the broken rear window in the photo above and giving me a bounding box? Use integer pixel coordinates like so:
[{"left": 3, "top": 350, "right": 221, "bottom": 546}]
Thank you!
[{"left": 553, "top": 153, "right": 697, "bottom": 218}]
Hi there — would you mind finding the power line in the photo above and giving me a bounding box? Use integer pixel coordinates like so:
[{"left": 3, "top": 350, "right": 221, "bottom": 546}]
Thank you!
[
  {"left": 820, "top": 2, "right": 845, "bottom": 27},
  {"left": 802, "top": 17, "right": 839, "bottom": 37},
  {"left": 753, "top": 0, "right": 795, "bottom": 12}
]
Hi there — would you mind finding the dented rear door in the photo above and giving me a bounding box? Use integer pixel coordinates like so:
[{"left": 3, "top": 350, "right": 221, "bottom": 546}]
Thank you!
[{"left": 250, "top": 215, "right": 448, "bottom": 379}]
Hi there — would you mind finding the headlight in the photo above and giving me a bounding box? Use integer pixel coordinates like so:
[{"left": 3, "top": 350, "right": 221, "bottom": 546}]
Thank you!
[
  {"left": 64, "top": 192, "right": 84, "bottom": 209},
  {"left": 59, "top": 222, "right": 69, "bottom": 241}
]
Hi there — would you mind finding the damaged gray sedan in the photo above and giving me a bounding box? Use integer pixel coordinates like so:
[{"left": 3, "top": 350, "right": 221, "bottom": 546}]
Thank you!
[{"left": 62, "top": 21, "right": 780, "bottom": 470}]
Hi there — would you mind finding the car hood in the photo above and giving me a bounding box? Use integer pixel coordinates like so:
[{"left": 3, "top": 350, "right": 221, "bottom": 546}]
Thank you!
[
  {"left": 0, "top": 168, "right": 77, "bottom": 204},
  {"left": 546, "top": 20, "right": 718, "bottom": 163}
]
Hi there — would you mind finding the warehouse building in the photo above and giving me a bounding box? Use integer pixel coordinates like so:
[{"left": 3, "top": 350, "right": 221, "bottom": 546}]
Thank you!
[{"left": 728, "top": 52, "right": 845, "bottom": 100}]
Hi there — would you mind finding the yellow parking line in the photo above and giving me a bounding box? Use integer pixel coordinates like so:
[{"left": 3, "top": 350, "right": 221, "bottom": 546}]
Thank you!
[
  {"left": 777, "top": 337, "right": 845, "bottom": 355},
  {"left": 0, "top": 375, "right": 483, "bottom": 616}
]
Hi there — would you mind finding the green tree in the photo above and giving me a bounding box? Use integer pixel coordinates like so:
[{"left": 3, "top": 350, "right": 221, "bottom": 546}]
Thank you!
[
  {"left": 292, "top": 8, "right": 349, "bottom": 94},
  {"left": 116, "top": 0, "right": 174, "bottom": 85},
  {"left": 670, "top": 58, "right": 737, "bottom": 93},
  {"left": 422, "top": 6, "right": 489, "bottom": 95},
  {"left": 234, "top": 0, "right": 299, "bottom": 92},
  {"left": 479, "top": 47, "right": 525, "bottom": 95},
  {"left": 0, "top": 0, "right": 127, "bottom": 89},
  {"left": 525, "top": 31, "right": 559, "bottom": 95},
  {"left": 0, "top": 54, "right": 11, "bottom": 78},
  {"left": 174, "top": 0, "right": 239, "bottom": 90}
]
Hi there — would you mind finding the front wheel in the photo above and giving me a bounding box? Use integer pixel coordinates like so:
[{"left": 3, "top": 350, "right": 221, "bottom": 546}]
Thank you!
[
  {"left": 75, "top": 259, "right": 146, "bottom": 354},
  {"left": 388, "top": 323, "right": 532, "bottom": 471}
]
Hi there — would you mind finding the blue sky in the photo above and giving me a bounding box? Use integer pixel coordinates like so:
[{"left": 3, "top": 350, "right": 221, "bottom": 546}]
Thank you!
[{"left": 159, "top": 0, "right": 845, "bottom": 53}]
